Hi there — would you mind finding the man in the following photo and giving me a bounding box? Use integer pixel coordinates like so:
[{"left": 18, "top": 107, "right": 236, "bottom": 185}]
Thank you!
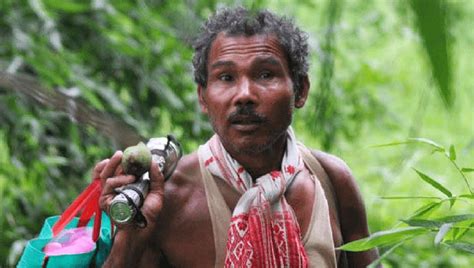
[{"left": 98, "top": 7, "right": 379, "bottom": 267}]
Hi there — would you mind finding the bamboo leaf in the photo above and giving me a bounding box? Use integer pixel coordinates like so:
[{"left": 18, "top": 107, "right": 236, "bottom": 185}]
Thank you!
[
  {"left": 436, "top": 214, "right": 474, "bottom": 224},
  {"left": 449, "top": 198, "right": 456, "bottom": 209},
  {"left": 461, "top": 168, "right": 474, "bottom": 173},
  {"left": 410, "top": 0, "right": 453, "bottom": 108},
  {"left": 371, "top": 138, "right": 445, "bottom": 151},
  {"left": 366, "top": 241, "right": 404, "bottom": 268},
  {"left": 370, "top": 140, "right": 413, "bottom": 148},
  {"left": 402, "top": 219, "right": 442, "bottom": 228},
  {"left": 453, "top": 222, "right": 474, "bottom": 240},
  {"left": 409, "top": 202, "right": 442, "bottom": 219},
  {"left": 413, "top": 168, "right": 452, "bottom": 198},
  {"left": 448, "top": 144, "right": 456, "bottom": 160},
  {"left": 443, "top": 241, "right": 474, "bottom": 254},
  {"left": 407, "top": 138, "right": 445, "bottom": 151},
  {"left": 434, "top": 223, "right": 452, "bottom": 245},
  {"left": 381, "top": 196, "right": 441, "bottom": 200},
  {"left": 338, "top": 227, "right": 428, "bottom": 252}
]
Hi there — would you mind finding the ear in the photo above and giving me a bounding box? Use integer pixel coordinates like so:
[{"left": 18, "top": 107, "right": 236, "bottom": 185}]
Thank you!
[
  {"left": 197, "top": 85, "right": 208, "bottom": 114},
  {"left": 295, "top": 75, "right": 310, "bottom": 108}
]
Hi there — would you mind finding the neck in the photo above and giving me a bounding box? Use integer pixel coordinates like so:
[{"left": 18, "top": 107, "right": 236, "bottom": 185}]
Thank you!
[{"left": 229, "top": 133, "right": 288, "bottom": 179}]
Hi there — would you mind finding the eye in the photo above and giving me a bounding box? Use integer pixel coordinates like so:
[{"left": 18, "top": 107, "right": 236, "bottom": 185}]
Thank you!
[
  {"left": 258, "top": 71, "right": 273, "bottom": 80},
  {"left": 219, "top": 74, "right": 234, "bottom": 82}
]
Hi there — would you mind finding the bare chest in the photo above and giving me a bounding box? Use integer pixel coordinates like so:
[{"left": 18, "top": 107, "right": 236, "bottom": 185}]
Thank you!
[{"left": 159, "top": 172, "right": 343, "bottom": 267}]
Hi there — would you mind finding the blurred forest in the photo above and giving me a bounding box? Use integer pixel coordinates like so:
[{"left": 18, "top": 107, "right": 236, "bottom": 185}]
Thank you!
[{"left": 0, "top": 0, "right": 472, "bottom": 266}]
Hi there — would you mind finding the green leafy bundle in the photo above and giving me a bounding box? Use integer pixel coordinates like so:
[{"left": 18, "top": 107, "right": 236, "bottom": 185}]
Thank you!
[{"left": 340, "top": 138, "right": 474, "bottom": 267}]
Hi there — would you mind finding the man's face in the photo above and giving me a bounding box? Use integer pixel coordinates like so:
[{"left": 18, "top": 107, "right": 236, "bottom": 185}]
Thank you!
[{"left": 198, "top": 33, "right": 307, "bottom": 156}]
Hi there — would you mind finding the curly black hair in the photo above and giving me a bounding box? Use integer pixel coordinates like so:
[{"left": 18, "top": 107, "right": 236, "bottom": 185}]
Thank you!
[{"left": 192, "top": 7, "right": 309, "bottom": 95}]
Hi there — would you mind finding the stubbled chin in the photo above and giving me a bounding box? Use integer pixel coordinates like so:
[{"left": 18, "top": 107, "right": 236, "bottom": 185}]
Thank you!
[{"left": 223, "top": 132, "right": 285, "bottom": 157}]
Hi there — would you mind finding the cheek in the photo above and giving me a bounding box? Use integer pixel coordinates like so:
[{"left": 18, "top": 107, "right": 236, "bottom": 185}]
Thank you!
[
  {"left": 274, "top": 97, "right": 295, "bottom": 125},
  {"left": 272, "top": 92, "right": 295, "bottom": 113},
  {"left": 206, "top": 105, "right": 227, "bottom": 130}
]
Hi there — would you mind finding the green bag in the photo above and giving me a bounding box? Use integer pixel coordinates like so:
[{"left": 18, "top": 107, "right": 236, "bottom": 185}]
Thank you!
[{"left": 17, "top": 179, "right": 113, "bottom": 267}]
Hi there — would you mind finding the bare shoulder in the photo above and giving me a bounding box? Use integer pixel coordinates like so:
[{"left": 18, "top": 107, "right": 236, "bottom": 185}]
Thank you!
[
  {"left": 167, "top": 151, "right": 201, "bottom": 188},
  {"left": 155, "top": 151, "right": 205, "bottom": 238},
  {"left": 161, "top": 151, "right": 202, "bottom": 214},
  {"left": 309, "top": 149, "right": 367, "bottom": 237},
  {"left": 157, "top": 151, "right": 211, "bottom": 230},
  {"left": 310, "top": 150, "right": 358, "bottom": 197}
]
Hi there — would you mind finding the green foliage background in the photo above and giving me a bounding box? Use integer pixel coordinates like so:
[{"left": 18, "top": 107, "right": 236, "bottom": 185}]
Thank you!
[{"left": 0, "top": 0, "right": 472, "bottom": 266}]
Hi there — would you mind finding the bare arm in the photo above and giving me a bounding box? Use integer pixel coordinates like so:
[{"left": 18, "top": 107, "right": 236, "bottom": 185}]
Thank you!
[
  {"left": 314, "top": 151, "right": 380, "bottom": 267},
  {"left": 104, "top": 228, "right": 160, "bottom": 267}
]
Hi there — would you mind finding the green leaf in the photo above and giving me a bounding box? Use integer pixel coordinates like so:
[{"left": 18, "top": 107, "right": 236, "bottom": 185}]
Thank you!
[
  {"left": 409, "top": 202, "right": 442, "bottom": 219},
  {"left": 461, "top": 168, "right": 474, "bottom": 173},
  {"left": 43, "top": 0, "right": 89, "bottom": 13},
  {"left": 338, "top": 227, "right": 428, "bottom": 252},
  {"left": 381, "top": 196, "right": 441, "bottom": 200},
  {"left": 434, "top": 223, "right": 452, "bottom": 245},
  {"left": 370, "top": 140, "right": 411, "bottom": 148},
  {"left": 453, "top": 222, "right": 474, "bottom": 240},
  {"left": 366, "top": 241, "right": 404, "bottom": 268},
  {"left": 443, "top": 241, "right": 474, "bottom": 254},
  {"left": 402, "top": 219, "right": 442, "bottom": 228},
  {"left": 449, "top": 198, "right": 456, "bottom": 209},
  {"left": 410, "top": 0, "right": 453, "bottom": 108},
  {"left": 448, "top": 144, "right": 456, "bottom": 160},
  {"left": 408, "top": 138, "right": 445, "bottom": 151},
  {"left": 414, "top": 168, "right": 452, "bottom": 198},
  {"left": 371, "top": 137, "right": 445, "bottom": 151},
  {"left": 436, "top": 214, "right": 474, "bottom": 224}
]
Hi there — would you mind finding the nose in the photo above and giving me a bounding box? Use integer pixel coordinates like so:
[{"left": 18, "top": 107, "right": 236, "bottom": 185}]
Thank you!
[{"left": 233, "top": 78, "right": 258, "bottom": 106}]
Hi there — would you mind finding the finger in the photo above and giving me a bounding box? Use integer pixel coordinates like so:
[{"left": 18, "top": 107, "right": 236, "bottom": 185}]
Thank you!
[
  {"left": 92, "top": 159, "right": 109, "bottom": 180},
  {"left": 102, "top": 175, "right": 136, "bottom": 196},
  {"left": 99, "top": 173, "right": 134, "bottom": 216},
  {"left": 141, "top": 161, "right": 166, "bottom": 222},
  {"left": 100, "top": 151, "right": 123, "bottom": 181},
  {"left": 149, "top": 160, "right": 165, "bottom": 196},
  {"left": 114, "top": 165, "right": 124, "bottom": 176},
  {"left": 99, "top": 194, "right": 113, "bottom": 214}
]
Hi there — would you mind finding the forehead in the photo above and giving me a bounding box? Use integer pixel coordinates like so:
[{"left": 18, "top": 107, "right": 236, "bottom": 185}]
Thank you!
[{"left": 208, "top": 33, "right": 288, "bottom": 67}]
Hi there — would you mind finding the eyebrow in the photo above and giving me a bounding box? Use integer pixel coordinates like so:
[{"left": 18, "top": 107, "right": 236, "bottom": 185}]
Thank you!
[
  {"left": 253, "top": 56, "right": 281, "bottom": 66},
  {"left": 210, "top": 56, "right": 282, "bottom": 69},
  {"left": 210, "top": 60, "right": 235, "bottom": 70}
]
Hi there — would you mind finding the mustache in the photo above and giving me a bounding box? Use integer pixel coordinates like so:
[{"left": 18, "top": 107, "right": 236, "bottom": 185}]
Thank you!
[{"left": 228, "top": 105, "right": 267, "bottom": 123}]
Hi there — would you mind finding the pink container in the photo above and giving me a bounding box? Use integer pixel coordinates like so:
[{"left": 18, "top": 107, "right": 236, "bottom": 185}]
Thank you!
[{"left": 43, "top": 227, "right": 95, "bottom": 256}]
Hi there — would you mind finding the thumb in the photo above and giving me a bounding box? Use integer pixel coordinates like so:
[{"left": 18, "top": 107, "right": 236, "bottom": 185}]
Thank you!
[
  {"left": 141, "top": 160, "right": 165, "bottom": 222},
  {"left": 148, "top": 160, "right": 165, "bottom": 196}
]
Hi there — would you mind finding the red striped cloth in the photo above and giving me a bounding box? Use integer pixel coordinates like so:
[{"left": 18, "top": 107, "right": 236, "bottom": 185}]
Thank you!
[{"left": 200, "top": 128, "right": 309, "bottom": 267}]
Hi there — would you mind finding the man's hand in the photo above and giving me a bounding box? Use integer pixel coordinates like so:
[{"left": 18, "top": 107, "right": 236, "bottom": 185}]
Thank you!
[
  {"left": 94, "top": 151, "right": 165, "bottom": 267},
  {"left": 96, "top": 150, "right": 166, "bottom": 229}
]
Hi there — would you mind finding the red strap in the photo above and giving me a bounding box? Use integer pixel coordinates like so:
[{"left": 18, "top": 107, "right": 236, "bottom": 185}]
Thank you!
[
  {"left": 52, "top": 179, "right": 101, "bottom": 236},
  {"left": 92, "top": 197, "right": 102, "bottom": 242},
  {"left": 78, "top": 189, "right": 100, "bottom": 227},
  {"left": 80, "top": 189, "right": 102, "bottom": 241}
]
